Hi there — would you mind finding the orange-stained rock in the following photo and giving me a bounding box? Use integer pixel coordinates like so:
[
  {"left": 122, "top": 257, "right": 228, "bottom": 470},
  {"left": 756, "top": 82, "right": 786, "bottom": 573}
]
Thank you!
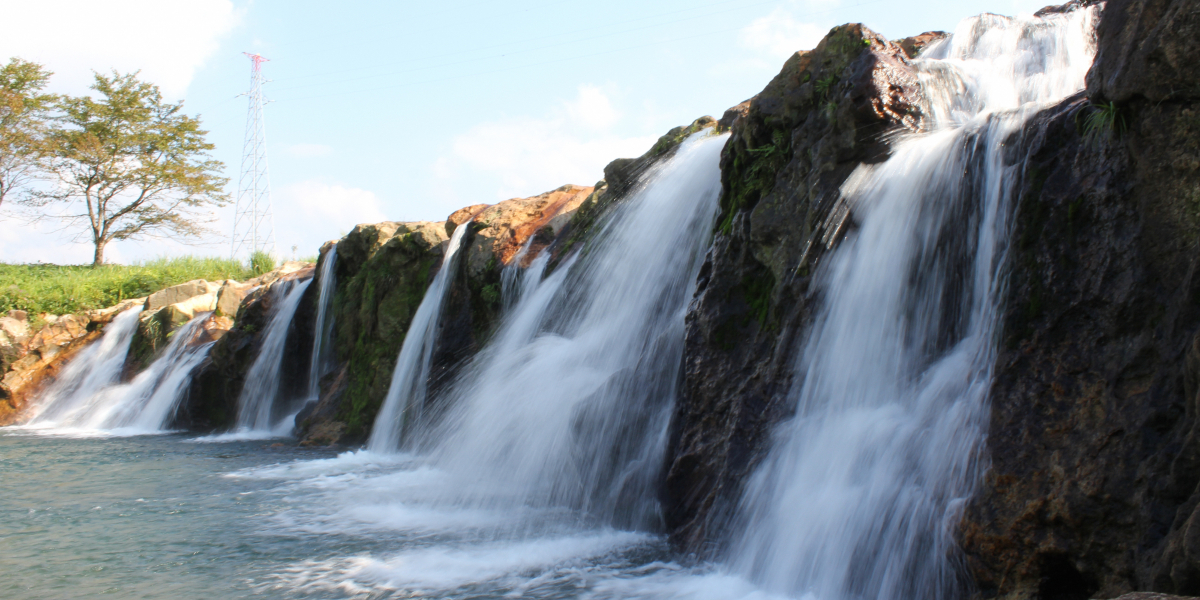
[
  {"left": 0, "top": 298, "right": 144, "bottom": 425},
  {"left": 465, "top": 184, "right": 593, "bottom": 278},
  {"left": 446, "top": 204, "right": 491, "bottom": 237}
]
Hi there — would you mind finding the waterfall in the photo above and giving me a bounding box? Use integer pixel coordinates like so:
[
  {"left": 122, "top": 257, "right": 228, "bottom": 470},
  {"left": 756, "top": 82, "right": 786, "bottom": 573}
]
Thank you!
[
  {"left": 423, "top": 132, "right": 725, "bottom": 528},
  {"left": 22, "top": 307, "right": 143, "bottom": 426},
  {"left": 306, "top": 246, "right": 338, "bottom": 402},
  {"left": 731, "top": 8, "right": 1098, "bottom": 599},
  {"left": 235, "top": 278, "right": 313, "bottom": 433},
  {"left": 500, "top": 237, "right": 535, "bottom": 310},
  {"left": 24, "top": 309, "right": 214, "bottom": 433},
  {"left": 368, "top": 223, "right": 470, "bottom": 453}
]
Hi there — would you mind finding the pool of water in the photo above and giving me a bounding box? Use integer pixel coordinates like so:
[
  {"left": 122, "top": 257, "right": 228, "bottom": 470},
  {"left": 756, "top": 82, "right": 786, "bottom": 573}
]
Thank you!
[{"left": 0, "top": 430, "right": 771, "bottom": 600}]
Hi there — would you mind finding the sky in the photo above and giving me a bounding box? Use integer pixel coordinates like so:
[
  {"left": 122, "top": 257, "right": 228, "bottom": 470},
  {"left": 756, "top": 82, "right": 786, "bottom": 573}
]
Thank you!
[{"left": 0, "top": 0, "right": 1055, "bottom": 265}]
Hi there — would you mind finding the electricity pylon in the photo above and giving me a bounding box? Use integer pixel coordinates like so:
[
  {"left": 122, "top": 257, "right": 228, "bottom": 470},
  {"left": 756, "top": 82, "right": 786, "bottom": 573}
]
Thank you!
[{"left": 231, "top": 52, "right": 276, "bottom": 259}]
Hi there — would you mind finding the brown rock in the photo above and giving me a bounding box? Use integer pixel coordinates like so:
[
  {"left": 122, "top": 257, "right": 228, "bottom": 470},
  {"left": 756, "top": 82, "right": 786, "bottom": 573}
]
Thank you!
[
  {"left": 896, "top": 31, "right": 948, "bottom": 59},
  {"left": 465, "top": 184, "right": 593, "bottom": 278},
  {"left": 446, "top": 204, "right": 491, "bottom": 237},
  {"left": 215, "top": 280, "right": 252, "bottom": 317}
]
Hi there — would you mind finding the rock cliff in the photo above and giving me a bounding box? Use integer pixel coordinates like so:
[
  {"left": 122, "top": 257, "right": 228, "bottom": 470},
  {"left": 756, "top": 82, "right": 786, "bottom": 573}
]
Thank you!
[
  {"left": 958, "top": 1, "right": 1200, "bottom": 598},
  {"left": 663, "top": 23, "right": 931, "bottom": 553}
]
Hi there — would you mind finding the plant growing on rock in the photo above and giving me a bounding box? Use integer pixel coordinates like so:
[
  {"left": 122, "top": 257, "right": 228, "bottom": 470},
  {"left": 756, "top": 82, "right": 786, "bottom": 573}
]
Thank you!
[
  {"left": 1080, "top": 99, "right": 1127, "bottom": 144},
  {"left": 19, "top": 71, "right": 228, "bottom": 266}
]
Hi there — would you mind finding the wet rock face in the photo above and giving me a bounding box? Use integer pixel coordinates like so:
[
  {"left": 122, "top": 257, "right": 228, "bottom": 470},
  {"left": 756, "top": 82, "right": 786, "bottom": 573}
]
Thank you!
[
  {"left": 301, "top": 221, "right": 449, "bottom": 442},
  {"left": 1086, "top": 0, "right": 1200, "bottom": 104},
  {"left": 178, "top": 280, "right": 292, "bottom": 429},
  {"left": 958, "top": 2, "right": 1200, "bottom": 598},
  {"left": 662, "top": 24, "right": 927, "bottom": 553}
]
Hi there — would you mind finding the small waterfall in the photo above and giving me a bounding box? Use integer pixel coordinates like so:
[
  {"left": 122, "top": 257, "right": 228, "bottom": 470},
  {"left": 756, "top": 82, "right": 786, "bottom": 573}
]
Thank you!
[
  {"left": 425, "top": 132, "right": 725, "bottom": 528},
  {"left": 500, "top": 237, "right": 535, "bottom": 310},
  {"left": 24, "top": 309, "right": 214, "bottom": 433},
  {"left": 731, "top": 8, "right": 1098, "bottom": 600},
  {"left": 306, "top": 246, "right": 338, "bottom": 402},
  {"left": 23, "top": 307, "right": 143, "bottom": 425},
  {"left": 368, "top": 223, "right": 470, "bottom": 453},
  {"left": 235, "top": 278, "right": 313, "bottom": 433}
]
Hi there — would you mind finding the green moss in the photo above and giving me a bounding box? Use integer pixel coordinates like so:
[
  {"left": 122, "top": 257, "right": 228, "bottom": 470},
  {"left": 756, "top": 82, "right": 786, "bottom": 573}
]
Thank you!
[
  {"left": 480, "top": 283, "right": 500, "bottom": 305},
  {"left": 333, "top": 231, "right": 439, "bottom": 439},
  {"left": 743, "top": 270, "right": 776, "bottom": 328},
  {"left": 719, "top": 130, "right": 792, "bottom": 235}
]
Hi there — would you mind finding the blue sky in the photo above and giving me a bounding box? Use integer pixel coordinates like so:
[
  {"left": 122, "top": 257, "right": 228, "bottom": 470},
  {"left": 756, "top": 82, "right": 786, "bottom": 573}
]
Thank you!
[{"left": 0, "top": 0, "right": 1054, "bottom": 265}]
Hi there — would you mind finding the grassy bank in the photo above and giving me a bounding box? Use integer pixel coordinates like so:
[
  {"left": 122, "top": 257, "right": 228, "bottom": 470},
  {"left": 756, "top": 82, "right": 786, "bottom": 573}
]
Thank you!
[{"left": 0, "top": 256, "right": 263, "bottom": 316}]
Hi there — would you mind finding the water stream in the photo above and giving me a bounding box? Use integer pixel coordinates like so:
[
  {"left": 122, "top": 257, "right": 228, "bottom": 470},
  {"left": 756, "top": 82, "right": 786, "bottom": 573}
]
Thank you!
[
  {"left": 235, "top": 278, "right": 314, "bottom": 434},
  {"left": 306, "top": 246, "right": 338, "bottom": 403}
]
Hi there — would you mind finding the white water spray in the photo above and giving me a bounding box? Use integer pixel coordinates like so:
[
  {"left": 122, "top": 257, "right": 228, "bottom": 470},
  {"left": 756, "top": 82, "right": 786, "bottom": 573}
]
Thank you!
[
  {"left": 24, "top": 309, "right": 215, "bottom": 434},
  {"left": 368, "top": 223, "right": 470, "bottom": 453},
  {"left": 235, "top": 278, "right": 313, "bottom": 433},
  {"left": 22, "top": 307, "right": 143, "bottom": 426},
  {"left": 424, "top": 132, "right": 726, "bottom": 528},
  {"left": 731, "top": 8, "right": 1098, "bottom": 599},
  {"left": 307, "top": 246, "right": 338, "bottom": 402}
]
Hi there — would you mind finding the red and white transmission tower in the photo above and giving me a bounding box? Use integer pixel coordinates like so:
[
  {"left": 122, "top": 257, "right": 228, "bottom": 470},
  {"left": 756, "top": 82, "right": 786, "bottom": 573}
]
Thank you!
[{"left": 231, "top": 52, "right": 276, "bottom": 259}]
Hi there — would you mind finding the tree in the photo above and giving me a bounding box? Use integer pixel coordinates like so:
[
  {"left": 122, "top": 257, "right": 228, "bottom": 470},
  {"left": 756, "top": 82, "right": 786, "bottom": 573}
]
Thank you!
[
  {"left": 26, "top": 71, "right": 228, "bottom": 266},
  {"left": 0, "top": 58, "right": 55, "bottom": 209}
]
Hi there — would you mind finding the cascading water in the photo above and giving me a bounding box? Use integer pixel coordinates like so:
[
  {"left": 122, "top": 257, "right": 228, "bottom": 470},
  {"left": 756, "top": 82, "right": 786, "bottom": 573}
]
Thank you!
[
  {"left": 21, "top": 307, "right": 143, "bottom": 426},
  {"left": 306, "top": 246, "right": 338, "bottom": 402},
  {"left": 23, "top": 310, "right": 215, "bottom": 434},
  {"left": 422, "top": 132, "right": 726, "bottom": 528},
  {"left": 368, "top": 223, "right": 470, "bottom": 453},
  {"left": 500, "top": 237, "right": 536, "bottom": 310},
  {"left": 730, "top": 8, "right": 1098, "bottom": 599},
  {"left": 235, "top": 278, "right": 313, "bottom": 433}
]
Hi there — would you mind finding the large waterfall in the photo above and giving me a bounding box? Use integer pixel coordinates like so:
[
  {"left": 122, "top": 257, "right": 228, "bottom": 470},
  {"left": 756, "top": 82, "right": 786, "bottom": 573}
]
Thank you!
[
  {"left": 22, "top": 308, "right": 216, "bottom": 434},
  {"left": 422, "top": 132, "right": 725, "bottom": 527},
  {"left": 729, "top": 8, "right": 1098, "bottom": 599},
  {"left": 368, "top": 223, "right": 470, "bottom": 452}
]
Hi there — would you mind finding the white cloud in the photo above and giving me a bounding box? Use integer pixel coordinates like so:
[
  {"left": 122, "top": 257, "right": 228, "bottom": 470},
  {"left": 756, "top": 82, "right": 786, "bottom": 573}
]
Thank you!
[
  {"left": 740, "top": 7, "right": 829, "bottom": 59},
  {"left": 565, "top": 85, "right": 620, "bottom": 130},
  {"left": 0, "top": 0, "right": 241, "bottom": 98},
  {"left": 440, "top": 85, "right": 656, "bottom": 202},
  {"left": 272, "top": 181, "right": 389, "bottom": 255},
  {"left": 285, "top": 143, "right": 333, "bottom": 158}
]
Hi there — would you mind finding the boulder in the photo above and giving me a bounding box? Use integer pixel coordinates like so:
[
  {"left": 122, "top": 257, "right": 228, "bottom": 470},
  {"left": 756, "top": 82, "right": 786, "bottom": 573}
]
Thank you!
[
  {"left": 145, "top": 279, "right": 218, "bottom": 312},
  {"left": 215, "top": 280, "right": 252, "bottom": 317}
]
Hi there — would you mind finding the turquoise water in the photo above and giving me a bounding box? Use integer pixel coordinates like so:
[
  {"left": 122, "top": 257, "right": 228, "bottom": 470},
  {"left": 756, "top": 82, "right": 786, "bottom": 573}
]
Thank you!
[{"left": 0, "top": 430, "right": 762, "bottom": 600}]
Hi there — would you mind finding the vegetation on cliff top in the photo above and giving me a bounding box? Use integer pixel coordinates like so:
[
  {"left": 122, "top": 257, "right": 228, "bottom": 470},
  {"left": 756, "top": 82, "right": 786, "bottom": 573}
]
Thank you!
[{"left": 0, "top": 256, "right": 255, "bottom": 316}]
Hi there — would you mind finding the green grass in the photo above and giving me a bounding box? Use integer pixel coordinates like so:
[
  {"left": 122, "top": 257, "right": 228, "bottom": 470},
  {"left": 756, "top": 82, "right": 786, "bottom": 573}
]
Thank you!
[{"left": 0, "top": 256, "right": 256, "bottom": 316}]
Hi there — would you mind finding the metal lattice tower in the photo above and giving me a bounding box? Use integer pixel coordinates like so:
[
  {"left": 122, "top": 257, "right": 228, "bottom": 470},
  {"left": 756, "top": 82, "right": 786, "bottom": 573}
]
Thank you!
[{"left": 231, "top": 52, "right": 276, "bottom": 259}]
